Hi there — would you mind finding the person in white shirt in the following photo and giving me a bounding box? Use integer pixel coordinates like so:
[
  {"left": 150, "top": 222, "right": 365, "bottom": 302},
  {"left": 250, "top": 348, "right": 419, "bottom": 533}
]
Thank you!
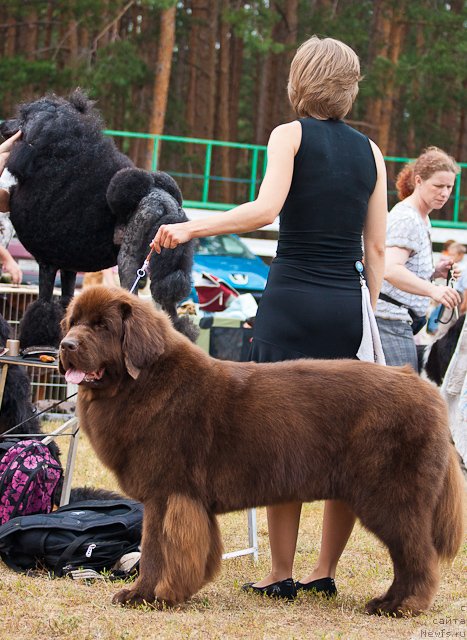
[
  {"left": 0, "top": 132, "right": 22, "bottom": 284},
  {"left": 375, "top": 147, "right": 461, "bottom": 369}
]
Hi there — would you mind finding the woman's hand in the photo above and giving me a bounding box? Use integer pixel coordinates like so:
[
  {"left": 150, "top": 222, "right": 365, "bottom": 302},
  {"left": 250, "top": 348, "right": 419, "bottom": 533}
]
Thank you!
[
  {"left": 429, "top": 283, "right": 461, "bottom": 309},
  {"left": 0, "top": 189, "right": 9, "bottom": 212},
  {"left": 0, "top": 130, "right": 22, "bottom": 175},
  {"left": 2, "top": 255, "right": 22, "bottom": 285},
  {"left": 151, "top": 222, "right": 193, "bottom": 253},
  {"left": 433, "top": 256, "right": 461, "bottom": 280}
]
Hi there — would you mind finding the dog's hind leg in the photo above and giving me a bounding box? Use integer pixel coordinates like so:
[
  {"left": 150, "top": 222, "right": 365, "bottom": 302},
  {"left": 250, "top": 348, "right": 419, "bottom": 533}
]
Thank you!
[
  {"left": 155, "top": 494, "right": 222, "bottom": 606},
  {"left": 202, "top": 512, "right": 223, "bottom": 586},
  {"left": 360, "top": 508, "right": 440, "bottom": 616},
  {"left": 112, "top": 501, "right": 165, "bottom": 607}
]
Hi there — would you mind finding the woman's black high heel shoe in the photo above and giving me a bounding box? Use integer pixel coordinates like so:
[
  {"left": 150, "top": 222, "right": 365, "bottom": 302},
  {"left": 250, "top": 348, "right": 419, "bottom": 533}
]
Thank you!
[
  {"left": 295, "top": 577, "right": 337, "bottom": 598},
  {"left": 241, "top": 578, "right": 297, "bottom": 600}
]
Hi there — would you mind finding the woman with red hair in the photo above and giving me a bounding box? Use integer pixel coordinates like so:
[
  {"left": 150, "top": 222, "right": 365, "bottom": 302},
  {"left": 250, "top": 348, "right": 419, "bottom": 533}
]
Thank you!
[{"left": 375, "top": 147, "right": 462, "bottom": 368}]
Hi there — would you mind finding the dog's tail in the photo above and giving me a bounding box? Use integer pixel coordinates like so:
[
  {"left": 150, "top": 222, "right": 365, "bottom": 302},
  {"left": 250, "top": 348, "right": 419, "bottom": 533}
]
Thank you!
[{"left": 432, "top": 445, "right": 465, "bottom": 560}]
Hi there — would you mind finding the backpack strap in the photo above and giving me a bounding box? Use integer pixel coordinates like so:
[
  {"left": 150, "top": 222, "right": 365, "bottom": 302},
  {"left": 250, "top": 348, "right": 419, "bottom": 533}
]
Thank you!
[{"left": 54, "top": 533, "right": 96, "bottom": 576}]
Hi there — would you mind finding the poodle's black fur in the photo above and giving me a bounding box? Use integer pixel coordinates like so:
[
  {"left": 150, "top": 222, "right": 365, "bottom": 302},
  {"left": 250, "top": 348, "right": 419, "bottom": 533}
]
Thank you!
[
  {"left": 0, "top": 89, "right": 196, "bottom": 346},
  {"left": 108, "top": 168, "right": 196, "bottom": 338},
  {"left": 423, "top": 314, "right": 465, "bottom": 385}
]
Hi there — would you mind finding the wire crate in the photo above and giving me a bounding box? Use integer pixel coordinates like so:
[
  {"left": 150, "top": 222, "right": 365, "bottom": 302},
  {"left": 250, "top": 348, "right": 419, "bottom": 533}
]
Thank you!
[
  {"left": 0, "top": 285, "right": 69, "bottom": 405},
  {"left": 0, "top": 285, "right": 40, "bottom": 339}
]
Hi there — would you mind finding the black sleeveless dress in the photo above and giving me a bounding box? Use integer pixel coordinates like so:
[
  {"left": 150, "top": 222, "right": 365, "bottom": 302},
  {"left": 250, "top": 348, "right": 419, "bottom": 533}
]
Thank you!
[{"left": 250, "top": 117, "right": 377, "bottom": 363}]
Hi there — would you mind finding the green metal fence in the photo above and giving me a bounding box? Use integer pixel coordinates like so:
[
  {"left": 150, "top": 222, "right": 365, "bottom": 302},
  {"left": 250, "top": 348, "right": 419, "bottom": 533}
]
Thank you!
[{"left": 105, "top": 129, "right": 467, "bottom": 229}]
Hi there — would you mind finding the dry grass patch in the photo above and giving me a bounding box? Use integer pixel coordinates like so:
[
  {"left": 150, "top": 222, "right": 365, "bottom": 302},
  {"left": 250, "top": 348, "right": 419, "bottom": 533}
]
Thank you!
[{"left": 0, "top": 423, "right": 465, "bottom": 640}]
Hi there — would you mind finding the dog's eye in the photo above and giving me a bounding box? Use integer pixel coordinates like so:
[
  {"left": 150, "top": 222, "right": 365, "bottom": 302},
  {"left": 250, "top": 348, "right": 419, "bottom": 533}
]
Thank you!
[{"left": 95, "top": 321, "right": 108, "bottom": 330}]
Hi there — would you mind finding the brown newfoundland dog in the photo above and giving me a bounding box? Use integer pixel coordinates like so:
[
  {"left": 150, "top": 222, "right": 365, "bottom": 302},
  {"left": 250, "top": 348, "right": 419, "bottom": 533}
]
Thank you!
[{"left": 59, "top": 286, "right": 464, "bottom": 615}]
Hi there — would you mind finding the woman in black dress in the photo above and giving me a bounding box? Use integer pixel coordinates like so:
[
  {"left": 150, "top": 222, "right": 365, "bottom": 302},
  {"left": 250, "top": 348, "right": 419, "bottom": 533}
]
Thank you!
[{"left": 153, "top": 36, "right": 387, "bottom": 600}]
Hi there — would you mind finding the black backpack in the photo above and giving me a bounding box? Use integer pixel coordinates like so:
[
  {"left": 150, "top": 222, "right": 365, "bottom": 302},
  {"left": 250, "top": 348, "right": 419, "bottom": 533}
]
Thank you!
[{"left": 0, "top": 499, "right": 143, "bottom": 577}]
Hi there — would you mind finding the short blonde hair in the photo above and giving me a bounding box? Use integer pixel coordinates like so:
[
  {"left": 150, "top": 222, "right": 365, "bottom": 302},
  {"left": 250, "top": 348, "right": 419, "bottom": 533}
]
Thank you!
[{"left": 288, "top": 36, "right": 361, "bottom": 120}]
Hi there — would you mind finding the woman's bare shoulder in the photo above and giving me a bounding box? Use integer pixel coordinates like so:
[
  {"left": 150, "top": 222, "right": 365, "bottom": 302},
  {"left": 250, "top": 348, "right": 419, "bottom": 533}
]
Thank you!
[{"left": 269, "top": 121, "right": 302, "bottom": 153}]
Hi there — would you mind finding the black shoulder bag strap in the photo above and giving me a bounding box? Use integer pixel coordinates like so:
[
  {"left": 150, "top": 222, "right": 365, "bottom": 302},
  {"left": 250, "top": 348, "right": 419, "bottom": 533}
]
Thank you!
[{"left": 378, "top": 292, "right": 404, "bottom": 308}]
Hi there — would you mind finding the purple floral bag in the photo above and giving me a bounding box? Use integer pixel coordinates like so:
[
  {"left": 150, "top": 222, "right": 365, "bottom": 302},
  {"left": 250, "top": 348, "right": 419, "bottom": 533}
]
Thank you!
[{"left": 0, "top": 440, "right": 62, "bottom": 525}]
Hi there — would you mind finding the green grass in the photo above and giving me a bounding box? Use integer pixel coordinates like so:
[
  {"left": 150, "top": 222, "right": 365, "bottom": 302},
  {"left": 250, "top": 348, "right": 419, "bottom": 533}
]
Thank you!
[{"left": 0, "top": 423, "right": 465, "bottom": 640}]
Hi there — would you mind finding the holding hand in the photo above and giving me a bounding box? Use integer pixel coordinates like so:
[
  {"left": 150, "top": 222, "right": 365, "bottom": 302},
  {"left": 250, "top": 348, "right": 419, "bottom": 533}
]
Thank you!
[
  {"left": 0, "top": 189, "right": 9, "bottom": 213},
  {"left": 0, "top": 130, "right": 22, "bottom": 175},
  {"left": 1, "top": 250, "right": 22, "bottom": 285},
  {"left": 430, "top": 283, "right": 461, "bottom": 309},
  {"left": 433, "top": 255, "right": 461, "bottom": 280},
  {"left": 151, "top": 222, "right": 193, "bottom": 254}
]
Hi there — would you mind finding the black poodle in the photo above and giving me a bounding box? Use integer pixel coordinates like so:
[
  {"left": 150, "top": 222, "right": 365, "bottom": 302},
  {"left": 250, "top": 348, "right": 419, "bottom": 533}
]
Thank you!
[
  {"left": 421, "top": 314, "right": 465, "bottom": 385},
  {"left": 0, "top": 89, "right": 196, "bottom": 346},
  {"left": 107, "top": 167, "right": 196, "bottom": 338}
]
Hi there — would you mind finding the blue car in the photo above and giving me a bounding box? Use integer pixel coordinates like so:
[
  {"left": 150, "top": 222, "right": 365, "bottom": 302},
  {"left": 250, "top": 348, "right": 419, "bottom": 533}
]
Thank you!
[{"left": 191, "top": 234, "right": 269, "bottom": 304}]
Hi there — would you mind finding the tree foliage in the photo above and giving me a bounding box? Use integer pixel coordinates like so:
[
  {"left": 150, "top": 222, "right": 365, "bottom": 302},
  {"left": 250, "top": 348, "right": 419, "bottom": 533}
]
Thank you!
[{"left": 0, "top": 0, "right": 465, "bottom": 201}]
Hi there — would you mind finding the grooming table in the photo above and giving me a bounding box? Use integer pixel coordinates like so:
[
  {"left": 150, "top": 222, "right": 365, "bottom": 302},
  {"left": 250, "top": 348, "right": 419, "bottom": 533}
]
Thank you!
[{"left": 0, "top": 355, "right": 79, "bottom": 506}]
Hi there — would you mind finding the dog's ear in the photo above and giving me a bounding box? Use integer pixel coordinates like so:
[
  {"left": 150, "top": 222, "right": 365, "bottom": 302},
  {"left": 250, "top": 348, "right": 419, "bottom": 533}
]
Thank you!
[
  {"left": 6, "top": 141, "right": 38, "bottom": 180},
  {"left": 152, "top": 171, "right": 183, "bottom": 206},
  {"left": 107, "top": 168, "right": 153, "bottom": 225},
  {"left": 121, "top": 300, "right": 166, "bottom": 379}
]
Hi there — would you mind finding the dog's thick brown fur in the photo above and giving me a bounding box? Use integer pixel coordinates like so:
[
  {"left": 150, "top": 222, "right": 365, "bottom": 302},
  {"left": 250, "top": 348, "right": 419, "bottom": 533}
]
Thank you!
[{"left": 59, "top": 286, "right": 465, "bottom": 616}]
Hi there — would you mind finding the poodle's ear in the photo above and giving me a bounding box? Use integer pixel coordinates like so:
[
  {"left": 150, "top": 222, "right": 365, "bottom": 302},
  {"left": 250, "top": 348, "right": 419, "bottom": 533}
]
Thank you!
[
  {"left": 152, "top": 171, "right": 183, "bottom": 206},
  {"left": 6, "top": 141, "right": 38, "bottom": 181},
  {"left": 121, "top": 299, "right": 166, "bottom": 379},
  {"left": 0, "top": 119, "right": 21, "bottom": 140},
  {"left": 107, "top": 168, "right": 153, "bottom": 225},
  {"left": 68, "top": 88, "right": 95, "bottom": 114}
]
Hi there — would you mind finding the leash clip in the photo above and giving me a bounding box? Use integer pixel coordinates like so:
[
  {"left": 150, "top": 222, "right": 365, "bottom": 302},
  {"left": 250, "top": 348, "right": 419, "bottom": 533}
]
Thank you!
[{"left": 129, "top": 256, "right": 152, "bottom": 294}]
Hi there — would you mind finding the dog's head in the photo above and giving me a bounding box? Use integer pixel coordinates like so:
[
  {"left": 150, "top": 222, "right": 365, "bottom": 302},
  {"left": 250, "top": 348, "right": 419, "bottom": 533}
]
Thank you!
[
  {"left": 106, "top": 168, "right": 183, "bottom": 224},
  {"left": 0, "top": 89, "right": 102, "bottom": 180},
  {"left": 59, "top": 286, "right": 169, "bottom": 387}
]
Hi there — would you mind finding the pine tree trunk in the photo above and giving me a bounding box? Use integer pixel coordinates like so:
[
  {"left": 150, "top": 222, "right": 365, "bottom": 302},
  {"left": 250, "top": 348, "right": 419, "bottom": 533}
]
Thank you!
[
  {"left": 216, "top": 0, "right": 233, "bottom": 202},
  {"left": 378, "top": 11, "right": 405, "bottom": 155},
  {"left": 228, "top": 21, "right": 244, "bottom": 202},
  {"left": 6, "top": 15, "right": 16, "bottom": 57},
  {"left": 43, "top": 3, "right": 54, "bottom": 58},
  {"left": 255, "top": 53, "right": 274, "bottom": 145},
  {"left": 407, "top": 26, "right": 424, "bottom": 156},
  {"left": 146, "top": 5, "right": 176, "bottom": 170},
  {"left": 185, "top": 0, "right": 219, "bottom": 139},
  {"left": 365, "top": 0, "right": 392, "bottom": 150}
]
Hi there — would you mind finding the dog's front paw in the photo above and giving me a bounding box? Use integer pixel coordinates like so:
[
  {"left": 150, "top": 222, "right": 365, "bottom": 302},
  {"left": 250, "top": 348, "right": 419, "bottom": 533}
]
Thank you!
[
  {"left": 112, "top": 587, "right": 156, "bottom": 608},
  {"left": 365, "top": 596, "right": 414, "bottom": 618}
]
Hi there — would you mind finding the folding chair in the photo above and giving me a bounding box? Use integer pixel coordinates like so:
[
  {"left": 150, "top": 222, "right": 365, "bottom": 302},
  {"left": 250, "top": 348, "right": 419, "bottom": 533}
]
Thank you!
[{"left": 0, "top": 354, "right": 80, "bottom": 506}]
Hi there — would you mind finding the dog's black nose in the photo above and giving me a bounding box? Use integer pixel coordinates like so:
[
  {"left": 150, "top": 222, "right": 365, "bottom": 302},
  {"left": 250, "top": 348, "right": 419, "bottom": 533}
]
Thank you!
[{"left": 60, "top": 338, "right": 79, "bottom": 351}]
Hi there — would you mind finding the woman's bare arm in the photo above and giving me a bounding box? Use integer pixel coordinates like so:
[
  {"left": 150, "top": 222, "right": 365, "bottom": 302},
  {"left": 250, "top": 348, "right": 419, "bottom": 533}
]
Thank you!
[
  {"left": 363, "top": 140, "right": 387, "bottom": 309},
  {"left": 152, "top": 122, "right": 301, "bottom": 252}
]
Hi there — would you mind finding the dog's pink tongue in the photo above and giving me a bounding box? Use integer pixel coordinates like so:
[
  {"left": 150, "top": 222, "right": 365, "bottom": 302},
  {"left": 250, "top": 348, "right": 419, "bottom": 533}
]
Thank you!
[{"left": 65, "top": 369, "right": 86, "bottom": 384}]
